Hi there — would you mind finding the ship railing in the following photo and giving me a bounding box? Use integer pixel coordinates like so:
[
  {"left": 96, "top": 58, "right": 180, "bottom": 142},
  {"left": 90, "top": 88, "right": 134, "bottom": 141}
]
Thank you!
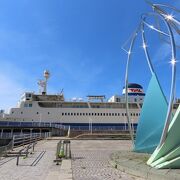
[
  {"left": 69, "top": 125, "right": 136, "bottom": 131},
  {"left": 0, "top": 121, "right": 67, "bottom": 129}
]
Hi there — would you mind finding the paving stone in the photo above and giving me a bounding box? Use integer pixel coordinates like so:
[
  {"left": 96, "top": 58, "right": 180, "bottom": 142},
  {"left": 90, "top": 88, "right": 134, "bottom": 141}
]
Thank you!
[
  {"left": 71, "top": 140, "right": 144, "bottom": 180},
  {"left": 0, "top": 139, "right": 145, "bottom": 180}
]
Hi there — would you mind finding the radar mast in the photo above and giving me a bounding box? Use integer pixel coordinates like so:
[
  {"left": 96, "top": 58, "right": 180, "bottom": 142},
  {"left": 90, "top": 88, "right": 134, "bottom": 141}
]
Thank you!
[{"left": 38, "top": 70, "right": 50, "bottom": 95}]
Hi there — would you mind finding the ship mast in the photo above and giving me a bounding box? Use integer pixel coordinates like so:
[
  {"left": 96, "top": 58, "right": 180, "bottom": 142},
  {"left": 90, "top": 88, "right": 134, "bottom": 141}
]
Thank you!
[
  {"left": 43, "top": 70, "right": 50, "bottom": 95},
  {"left": 38, "top": 70, "right": 50, "bottom": 95}
]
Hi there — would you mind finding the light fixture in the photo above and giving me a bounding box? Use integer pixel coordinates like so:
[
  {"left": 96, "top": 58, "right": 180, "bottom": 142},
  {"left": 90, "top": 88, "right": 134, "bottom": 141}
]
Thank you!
[
  {"left": 170, "top": 58, "right": 176, "bottom": 66},
  {"left": 127, "top": 50, "right": 131, "bottom": 55},
  {"left": 142, "top": 43, "right": 147, "bottom": 49},
  {"left": 165, "top": 14, "right": 174, "bottom": 21}
]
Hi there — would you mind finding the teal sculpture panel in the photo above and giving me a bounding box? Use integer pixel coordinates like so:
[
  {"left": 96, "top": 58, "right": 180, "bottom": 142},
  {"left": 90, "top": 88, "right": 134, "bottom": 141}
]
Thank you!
[
  {"left": 147, "top": 105, "right": 180, "bottom": 168},
  {"left": 134, "top": 73, "right": 168, "bottom": 153}
]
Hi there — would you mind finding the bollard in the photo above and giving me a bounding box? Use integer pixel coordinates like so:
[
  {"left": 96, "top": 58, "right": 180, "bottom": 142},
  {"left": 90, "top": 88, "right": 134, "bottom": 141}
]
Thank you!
[
  {"left": 12, "top": 135, "right": 15, "bottom": 151},
  {"left": 65, "top": 143, "right": 68, "bottom": 158},
  {"left": 56, "top": 141, "right": 60, "bottom": 159},
  {"left": 16, "top": 155, "right": 19, "bottom": 166},
  {"left": 16, "top": 151, "right": 21, "bottom": 166},
  {"left": 69, "top": 142, "right": 71, "bottom": 159},
  {"left": 33, "top": 143, "right": 35, "bottom": 152},
  {"left": 59, "top": 141, "right": 65, "bottom": 158},
  {"left": 55, "top": 141, "right": 61, "bottom": 165},
  {"left": 63, "top": 140, "right": 71, "bottom": 159}
]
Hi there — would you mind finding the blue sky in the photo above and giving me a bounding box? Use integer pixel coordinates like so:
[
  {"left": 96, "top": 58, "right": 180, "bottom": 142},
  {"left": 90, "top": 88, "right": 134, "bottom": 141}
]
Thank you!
[{"left": 0, "top": 0, "right": 179, "bottom": 110}]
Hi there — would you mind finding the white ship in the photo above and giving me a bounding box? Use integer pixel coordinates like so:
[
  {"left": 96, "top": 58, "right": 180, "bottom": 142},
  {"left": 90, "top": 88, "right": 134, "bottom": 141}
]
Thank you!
[{"left": 0, "top": 70, "right": 179, "bottom": 130}]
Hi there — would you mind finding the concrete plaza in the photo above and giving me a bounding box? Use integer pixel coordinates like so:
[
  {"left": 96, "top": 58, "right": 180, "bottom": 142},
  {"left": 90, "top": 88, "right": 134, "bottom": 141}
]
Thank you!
[{"left": 0, "top": 139, "right": 145, "bottom": 180}]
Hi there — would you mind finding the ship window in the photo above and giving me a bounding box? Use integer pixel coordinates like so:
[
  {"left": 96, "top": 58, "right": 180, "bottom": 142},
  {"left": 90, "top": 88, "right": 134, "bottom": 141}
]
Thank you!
[
  {"left": 83, "top": 113, "right": 85, "bottom": 116},
  {"left": 21, "top": 112, "right": 23, "bottom": 114},
  {"left": 24, "top": 104, "right": 28, "bottom": 107},
  {"left": 136, "top": 113, "right": 138, "bottom": 116},
  {"left": 133, "top": 113, "right": 135, "bottom": 116},
  {"left": 71, "top": 113, "right": 73, "bottom": 116},
  {"left": 112, "top": 113, "right": 114, "bottom": 116},
  {"left": 62, "top": 113, "right": 64, "bottom": 116},
  {"left": 77, "top": 113, "right": 79, "bottom": 116},
  {"left": 100, "top": 113, "right": 102, "bottom": 116},
  {"left": 89, "top": 113, "right": 91, "bottom": 116},
  {"left": 115, "top": 113, "right": 117, "bottom": 116},
  {"left": 86, "top": 113, "right": 88, "bottom": 116},
  {"left": 106, "top": 113, "right": 108, "bottom": 116},
  {"left": 95, "top": 113, "right": 96, "bottom": 116},
  {"left": 92, "top": 113, "right": 94, "bottom": 116},
  {"left": 26, "top": 93, "right": 32, "bottom": 97},
  {"left": 12, "top": 111, "right": 14, "bottom": 114},
  {"left": 122, "top": 113, "right": 124, "bottom": 116},
  {"left": 68, "top": 113, "right": 70, "bottom": 115},
  {"left": 125, "top": 113, "right": 127, "bottom": 116},
  {"left": 103, "top": 113, "right": 105, "bottom": 116},
  {"left": 29, "top": 104, "right": 32, "bottom": 107},
  {"left": 109, "top": 113, "right": 111, "bottom": 116},
  {"left": 131, "top": 113, "right": 133, "bottom": 116},
  {"left": 118, "top": 113, "right": 120, "bottom": 116},
  {"left": 48, "top": 112, "right": 50, "bottom": 114},
  {"left": 37, "top": 112, "right": 39, "bottom": 114},
  {"left": 65, "top": 113, "right": 67, "bottom": 116},
  {"left": 74, "top": 113, "right": 76, "bottom": 116}
]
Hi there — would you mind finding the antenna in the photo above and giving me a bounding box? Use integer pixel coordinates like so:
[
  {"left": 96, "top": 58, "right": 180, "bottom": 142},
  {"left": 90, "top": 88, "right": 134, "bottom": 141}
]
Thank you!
[{"left": 60, "top": 88, "right": 64, "bottom": 95}]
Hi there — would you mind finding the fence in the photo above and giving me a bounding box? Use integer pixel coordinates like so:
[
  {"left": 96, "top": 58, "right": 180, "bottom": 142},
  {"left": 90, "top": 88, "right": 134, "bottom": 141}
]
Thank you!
[
  {"left": 0, "top": 132, "right": 51, "bottom": 158},
  {"left": 12, "top": 132, "right": 52, "bottom": 148},
  {"left": 0, "top": 140, "right": 13, "bottom": 157}
]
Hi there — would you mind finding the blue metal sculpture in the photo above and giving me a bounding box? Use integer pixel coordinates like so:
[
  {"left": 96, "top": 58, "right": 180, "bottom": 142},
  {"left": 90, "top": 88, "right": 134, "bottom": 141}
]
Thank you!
[{"left": 122, "top": 1, "right": 179, "bottom": 153}]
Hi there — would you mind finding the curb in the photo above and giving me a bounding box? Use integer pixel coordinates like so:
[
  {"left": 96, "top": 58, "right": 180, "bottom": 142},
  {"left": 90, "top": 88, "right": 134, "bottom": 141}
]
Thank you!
[{"left": 109, "top": 153, "right": 180, "bottom": 180}]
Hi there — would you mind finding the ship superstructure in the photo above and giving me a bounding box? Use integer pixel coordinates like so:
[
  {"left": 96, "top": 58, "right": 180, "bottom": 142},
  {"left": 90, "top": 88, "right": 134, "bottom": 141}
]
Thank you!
[{"left": 0, "top": 71, "right": 179, "bottom": 130}]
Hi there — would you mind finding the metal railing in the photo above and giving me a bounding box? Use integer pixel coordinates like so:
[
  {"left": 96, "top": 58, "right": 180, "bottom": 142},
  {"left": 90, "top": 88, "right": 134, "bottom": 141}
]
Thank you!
[
  {"left": 0, "top": 121, "right": 67, "bottom": 129},
  {"left": 0, "top": 140, "right": 13, "bottom": 157},
  {"left": 16, "top": 142, "right": 37, "bottom": 166},
  {"left": 0, "top": 132, "right": 51, "bottom": 167},
  {"left": 12, "top": 132, "right": 52, "bottom": 149},
  {"left": 1, "top": 132, "right": 52, "bottom": 139}
]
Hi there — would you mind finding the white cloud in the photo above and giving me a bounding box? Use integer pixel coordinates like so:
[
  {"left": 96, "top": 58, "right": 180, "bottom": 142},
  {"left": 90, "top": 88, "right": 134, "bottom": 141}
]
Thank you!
[
  {"left": 0, "top": 60, "right": 28, "bottom": 111},
  {"left": 0, "top": 73, "right": 25, "bottom": 111},
  {"left": 152, "top": 28, "right": 179, "bottom": 65}
]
